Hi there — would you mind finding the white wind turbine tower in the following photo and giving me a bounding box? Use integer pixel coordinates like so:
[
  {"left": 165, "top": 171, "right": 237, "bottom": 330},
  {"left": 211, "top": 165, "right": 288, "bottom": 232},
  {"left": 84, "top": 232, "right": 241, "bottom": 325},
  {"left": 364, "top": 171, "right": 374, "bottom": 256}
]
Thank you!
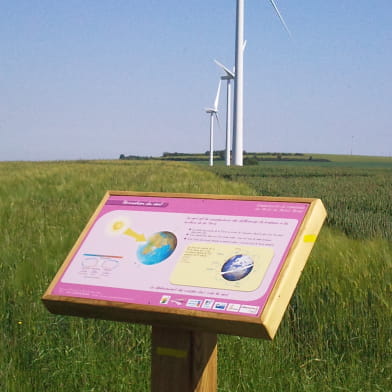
[
  {"left": 205, "top": 80, "right": 222, "bottom": 167},
  {"left": 232, "top": 0, "right": 291, "bottom": 166},
  {"left": 214, "top": 41, "right": 245, "bottom": 166},
  {"left": 214, "top": 60, "right": 235, "bottom": 166}
]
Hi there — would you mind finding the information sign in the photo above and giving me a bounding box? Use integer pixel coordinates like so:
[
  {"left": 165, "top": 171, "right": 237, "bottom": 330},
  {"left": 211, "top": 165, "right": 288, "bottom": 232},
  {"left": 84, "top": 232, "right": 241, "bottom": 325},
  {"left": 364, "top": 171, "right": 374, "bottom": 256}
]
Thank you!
[{"left": 43, "top": 191, "right": 326, "bottom": 339}]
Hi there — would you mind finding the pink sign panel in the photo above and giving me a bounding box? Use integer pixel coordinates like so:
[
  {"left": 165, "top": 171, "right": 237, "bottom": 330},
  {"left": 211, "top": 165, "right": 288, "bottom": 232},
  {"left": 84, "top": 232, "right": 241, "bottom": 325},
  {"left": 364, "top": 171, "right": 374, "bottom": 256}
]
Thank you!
[{"left": 52, "top": 194, "right": 310, "bottom": 318}]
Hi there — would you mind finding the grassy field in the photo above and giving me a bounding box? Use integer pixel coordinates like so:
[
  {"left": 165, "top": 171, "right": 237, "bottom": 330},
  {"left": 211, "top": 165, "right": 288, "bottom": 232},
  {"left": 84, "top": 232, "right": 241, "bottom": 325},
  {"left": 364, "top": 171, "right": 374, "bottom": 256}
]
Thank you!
[
  {"left": 0, "top": 159, "right": 391, "bottom": 391},
  {"left": 160, "top": 152, "right": 392, "bottom": 169},
  {"left": 213, "top": 161, "right": 392, "bottom": 240}
]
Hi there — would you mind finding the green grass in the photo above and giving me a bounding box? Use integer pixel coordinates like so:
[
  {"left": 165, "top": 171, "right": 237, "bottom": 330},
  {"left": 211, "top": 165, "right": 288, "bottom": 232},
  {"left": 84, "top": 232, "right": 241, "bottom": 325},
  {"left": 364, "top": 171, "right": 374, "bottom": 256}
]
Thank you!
[
  {"left": 1, "top": 159, "right": 391, "bottom": 391},
  {"left": 212, "top": 164, "right": 392, "bottom": 241},
  {"left": 156, "top": 152, "right": 392, "bottom": 169},
  {"left": 310, "top": 153, "right": 392, "bottom": 164},
  {"left": 219, "top": 228, "right": 391, "bottom": 391}
]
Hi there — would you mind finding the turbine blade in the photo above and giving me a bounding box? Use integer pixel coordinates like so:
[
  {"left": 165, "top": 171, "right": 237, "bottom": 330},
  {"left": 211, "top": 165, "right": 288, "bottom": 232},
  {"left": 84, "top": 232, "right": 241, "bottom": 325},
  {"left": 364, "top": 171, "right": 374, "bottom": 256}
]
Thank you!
[
  {"left": 268, "top": 0, "right": 292, "bottom": 37},
  {"left": 214, "top": 112, "right": 221, "bottom": 129},
  {"left": 213, "top": 79, "right": 222, "bottom": 111},
  {"left": 243, "top": 40, "right": 247, "bottom": 52},
  {"left": 214, "top": 59, "right": 235, "bottom": 78}
]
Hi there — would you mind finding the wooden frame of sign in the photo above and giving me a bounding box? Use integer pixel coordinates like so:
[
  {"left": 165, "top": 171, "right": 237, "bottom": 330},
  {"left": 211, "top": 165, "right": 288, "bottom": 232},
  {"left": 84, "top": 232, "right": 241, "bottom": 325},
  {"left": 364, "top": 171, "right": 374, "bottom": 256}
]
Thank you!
[{"left": 42, "top": 191, "right": 326, "bottom": 391}]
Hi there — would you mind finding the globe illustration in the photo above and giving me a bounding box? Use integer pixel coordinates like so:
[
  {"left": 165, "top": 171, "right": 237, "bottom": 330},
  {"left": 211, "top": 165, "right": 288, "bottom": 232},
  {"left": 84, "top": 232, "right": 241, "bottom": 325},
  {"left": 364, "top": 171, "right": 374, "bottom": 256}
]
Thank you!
[
  {"left": 137, "top": 231, "right": 177, "bottom": 265},
  {"left": 221, "top": 254, "right": 254, "bottom": 281}
]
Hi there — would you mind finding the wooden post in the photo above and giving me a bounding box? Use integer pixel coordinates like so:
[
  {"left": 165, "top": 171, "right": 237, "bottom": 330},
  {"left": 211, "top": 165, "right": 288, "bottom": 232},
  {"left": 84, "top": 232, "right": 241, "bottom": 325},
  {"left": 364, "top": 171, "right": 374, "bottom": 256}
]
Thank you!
[{"left": 151, "top": 326, "right": 217, "bottom": 392}]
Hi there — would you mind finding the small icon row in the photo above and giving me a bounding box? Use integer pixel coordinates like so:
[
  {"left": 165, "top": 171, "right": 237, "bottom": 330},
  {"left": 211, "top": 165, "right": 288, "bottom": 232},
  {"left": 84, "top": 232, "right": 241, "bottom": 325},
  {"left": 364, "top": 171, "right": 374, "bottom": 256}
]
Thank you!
[{"left": 159, "top": 296, "right": 259, "bottom": 315}]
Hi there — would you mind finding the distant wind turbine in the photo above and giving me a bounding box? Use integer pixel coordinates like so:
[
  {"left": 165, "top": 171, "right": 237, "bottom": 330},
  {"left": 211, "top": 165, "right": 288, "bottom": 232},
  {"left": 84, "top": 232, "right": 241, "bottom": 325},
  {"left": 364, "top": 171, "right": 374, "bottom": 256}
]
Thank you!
[
  {"left": 214, "top": 60, "right": 235, "bottom": 166},
  {"left": 232, "top": 0, "right": 291, "bottom": 166},
  {"left": 205, "top": 80, "right": 222, "bottom": 166},
  {"left": 214, "top": 41, "right": 245, "bottom": 166}
]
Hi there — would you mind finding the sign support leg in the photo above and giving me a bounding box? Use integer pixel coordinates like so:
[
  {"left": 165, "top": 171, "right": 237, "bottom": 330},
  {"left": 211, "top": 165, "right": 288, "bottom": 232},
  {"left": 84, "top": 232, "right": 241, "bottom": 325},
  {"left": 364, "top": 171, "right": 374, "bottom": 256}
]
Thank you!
[{"left": 151, "top": 326, "right": 217, "bottom": 392}]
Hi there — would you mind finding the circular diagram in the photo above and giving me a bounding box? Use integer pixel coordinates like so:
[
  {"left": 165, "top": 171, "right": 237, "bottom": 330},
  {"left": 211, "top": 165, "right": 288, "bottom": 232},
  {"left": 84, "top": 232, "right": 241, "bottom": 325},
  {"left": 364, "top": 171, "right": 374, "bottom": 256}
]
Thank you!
[
  {"left": 221, "top": 254, "right": 254, "bottom": 281},
  {"left": 137, "top": 231, "right": 177, "bottom": 265}
]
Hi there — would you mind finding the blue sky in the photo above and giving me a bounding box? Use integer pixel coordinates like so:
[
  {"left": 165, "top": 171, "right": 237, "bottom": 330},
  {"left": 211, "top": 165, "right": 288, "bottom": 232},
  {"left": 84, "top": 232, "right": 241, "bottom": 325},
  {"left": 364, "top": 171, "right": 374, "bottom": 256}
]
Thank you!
[{"left": 1, "top": 0, "right": 391, "bottom": 161}]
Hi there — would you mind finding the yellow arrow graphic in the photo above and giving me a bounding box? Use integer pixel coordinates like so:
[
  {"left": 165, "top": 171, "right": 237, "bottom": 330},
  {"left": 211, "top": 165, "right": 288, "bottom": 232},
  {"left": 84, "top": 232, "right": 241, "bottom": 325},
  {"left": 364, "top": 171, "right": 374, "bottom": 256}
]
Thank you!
[{"left": 123, "top": 227, "right": 146, "bottom": 242}]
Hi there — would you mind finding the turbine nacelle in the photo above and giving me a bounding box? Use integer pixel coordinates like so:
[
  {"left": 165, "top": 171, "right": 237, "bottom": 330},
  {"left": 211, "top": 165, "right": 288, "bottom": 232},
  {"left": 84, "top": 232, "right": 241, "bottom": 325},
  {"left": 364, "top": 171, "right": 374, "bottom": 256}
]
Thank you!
[{"left": 214, "top": 59, "right": 235, "bottom": 79}]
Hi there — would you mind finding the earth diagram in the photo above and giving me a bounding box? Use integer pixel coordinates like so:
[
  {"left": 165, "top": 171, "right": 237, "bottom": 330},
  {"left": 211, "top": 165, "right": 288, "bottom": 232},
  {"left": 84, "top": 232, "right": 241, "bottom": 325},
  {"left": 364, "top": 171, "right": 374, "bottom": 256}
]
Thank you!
[
  {"left": 137, "top": 231, "right": 177, "bottom": 265},
  {"left": 221, "top": 254, "right": 254, "bottom": 281}
]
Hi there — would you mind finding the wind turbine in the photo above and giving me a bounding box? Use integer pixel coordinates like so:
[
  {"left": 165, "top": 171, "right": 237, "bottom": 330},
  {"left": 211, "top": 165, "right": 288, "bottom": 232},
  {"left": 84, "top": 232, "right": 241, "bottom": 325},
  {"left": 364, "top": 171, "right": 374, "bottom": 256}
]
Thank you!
[
  {"left": 214, "top": 60, "right": 235, "bottom": 166},
  {"left": 205, "top": 80, "right": 222, "bottom": 167},
  {"left": 214, "top": 41, "right": 245, "bottom": 166},
  {"left": 232, "top": 0, "right": 291, "bottom": 166}
]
